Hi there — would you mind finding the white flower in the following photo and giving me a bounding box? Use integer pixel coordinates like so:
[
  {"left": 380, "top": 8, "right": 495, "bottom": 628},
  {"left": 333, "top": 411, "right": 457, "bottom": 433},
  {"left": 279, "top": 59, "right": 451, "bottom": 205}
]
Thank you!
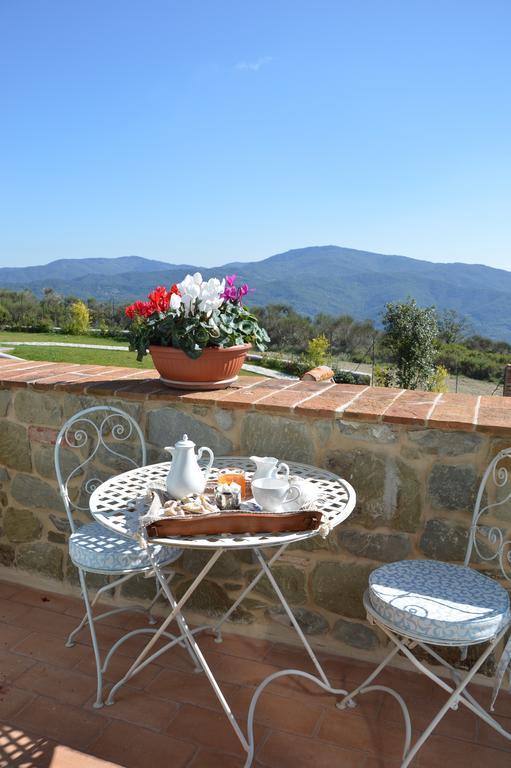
[
  {"left": 170, "top": 292, "right": 182, "bottom": 311},
  {"left": 177, "top": 273, "right": 202, "bottom": 316},
  {"left": 198, "top": 277, "right": 225, "bottom": 315}
]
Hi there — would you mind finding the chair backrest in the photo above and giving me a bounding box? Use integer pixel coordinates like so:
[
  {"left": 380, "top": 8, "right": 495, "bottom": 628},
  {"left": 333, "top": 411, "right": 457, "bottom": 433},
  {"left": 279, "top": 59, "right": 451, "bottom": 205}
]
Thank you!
[
  {"left": 464, "top": 447, "right": 511, "bottom": 583},
  {"left": 54, "top": 405, "right": 146, "bottom": 532}
]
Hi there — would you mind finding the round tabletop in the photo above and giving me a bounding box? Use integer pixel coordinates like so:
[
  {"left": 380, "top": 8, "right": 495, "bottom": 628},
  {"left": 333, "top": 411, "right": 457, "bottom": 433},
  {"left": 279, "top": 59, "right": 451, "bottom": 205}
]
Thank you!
[{"left": 89, "top": 457, "right": 356, "bottom": 550}]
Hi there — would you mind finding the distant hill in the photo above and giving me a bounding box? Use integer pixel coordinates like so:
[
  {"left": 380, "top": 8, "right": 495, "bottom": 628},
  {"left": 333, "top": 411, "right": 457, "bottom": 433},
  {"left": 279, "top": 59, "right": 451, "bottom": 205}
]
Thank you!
[{"left": 1, "top": 246, "right": 511, "bottom": 341}]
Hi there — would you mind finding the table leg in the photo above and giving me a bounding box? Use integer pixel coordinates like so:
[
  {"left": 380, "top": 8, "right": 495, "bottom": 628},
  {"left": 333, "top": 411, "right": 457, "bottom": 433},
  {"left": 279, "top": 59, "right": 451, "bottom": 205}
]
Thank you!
[{"left": 106, "top": 547, "right": 250, "bottom": 752}]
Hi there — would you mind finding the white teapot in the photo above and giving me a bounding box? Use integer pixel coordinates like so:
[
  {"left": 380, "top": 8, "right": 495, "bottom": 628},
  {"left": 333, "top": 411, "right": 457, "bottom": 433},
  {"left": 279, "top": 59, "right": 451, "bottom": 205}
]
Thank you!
[
  {"left": 250, "top": 456, "right": 290, "bottom": 482},
  {"left": 164, "top": 435, "right": 214, "bottom": 499}
]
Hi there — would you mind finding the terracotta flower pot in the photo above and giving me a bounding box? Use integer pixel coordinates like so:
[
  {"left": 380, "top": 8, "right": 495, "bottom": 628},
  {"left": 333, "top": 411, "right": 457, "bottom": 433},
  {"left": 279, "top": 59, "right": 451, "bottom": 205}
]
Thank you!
[{"left": 149, "top": 344, "right": 251, "bottom": 390}]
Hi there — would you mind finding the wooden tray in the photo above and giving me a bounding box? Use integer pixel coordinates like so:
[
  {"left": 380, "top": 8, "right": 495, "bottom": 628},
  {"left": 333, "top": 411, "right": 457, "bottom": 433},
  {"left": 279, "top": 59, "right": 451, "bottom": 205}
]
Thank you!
[{"left": 146, "top": 508, "right": 322, "bottom": 538}]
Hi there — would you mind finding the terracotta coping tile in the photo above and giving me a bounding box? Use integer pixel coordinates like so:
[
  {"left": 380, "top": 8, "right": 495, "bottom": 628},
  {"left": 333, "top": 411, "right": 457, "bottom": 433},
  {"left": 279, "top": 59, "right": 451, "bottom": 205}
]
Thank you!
[
  {"left": 254, "top": 384, "right": 331, "bottom": 414},
  {"left": 383, "top": 390, "right": 440, "bottom": 426},
  {"left": 0, "top": 359, "right": 506, "bottom": 433},
  {"left": 427, "top": 394, "right": 479, "bottom": 431},
  {"left": 342, "top": 387, "right": 404, "bottom": 422},
  {"left": 476, "top": 406, "right": 511, "bottom": 435}
]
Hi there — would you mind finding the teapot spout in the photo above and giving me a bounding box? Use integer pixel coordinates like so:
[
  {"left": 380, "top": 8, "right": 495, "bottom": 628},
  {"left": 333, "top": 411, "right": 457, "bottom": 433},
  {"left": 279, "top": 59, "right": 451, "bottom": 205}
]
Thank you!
[{"left": 164, "top": 446, "right": 175, "bottom": 455}]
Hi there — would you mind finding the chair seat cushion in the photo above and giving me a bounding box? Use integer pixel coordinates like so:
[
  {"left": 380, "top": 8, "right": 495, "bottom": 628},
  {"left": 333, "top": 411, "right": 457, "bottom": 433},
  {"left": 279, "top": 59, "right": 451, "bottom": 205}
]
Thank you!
[
  {"left": 367, "top": 560, "right": 511, "bottom": 645},
  {"left": 69, "top": 522, "right": 181, "bottom": 573}
]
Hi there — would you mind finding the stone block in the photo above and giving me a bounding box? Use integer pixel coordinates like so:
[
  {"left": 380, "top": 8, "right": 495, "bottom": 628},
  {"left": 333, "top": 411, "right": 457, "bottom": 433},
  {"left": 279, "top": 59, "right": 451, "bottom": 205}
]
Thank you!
[
  {"left": 245, "top": 565, "right": 307, "bottom": 605},
  {"left": 34, "top": 444, "right": 77, "bottom": 480},
  {"left": 4, "top": 508, "right": 42, "bottom": 543},
  {"left": 240, "top": 413, "right": 315, "bottom": 464},
  {"left": 65, "top": 560, "right": 109, "bottom": 589},
  {"left": 337, "top": 422, "right": 397, "bottom": 444},
  {"left": 17, "top": 542, "right": 63, "bottom": 580},
  {"left": 48, "top": 531, "right": 66, "bottom": 544},
  {"left": 333, "top": 618, "right": 379, "bottom": 650},
  {"left": 121, "top": 574, "right": 157, "bottom": 600},
  {"left": 14, "top": 389, "right": 62, "bottom": 427},
  {"left": 11, "top": 474, "right": 62, "bottom": 511},
  {"left": 0, "top": 467, "right": 10, "bottom": 483},
  {"left": 0, "top": 543, "right": 15, "bottom": 567},
  {"left": 428, "top": 463, "right": 478, "bottom": 511},
  {"left": 419, "top": 518, "right": 468, "bottom": 561},
  {"left": 147, "top": 407, "right": 233, "bottom": 454},
  {"left": 266, "top": 606, "right": 329, "bottom": 635},
  {"left": 0, "top": 390, "right": 10, "bottom": 417},
  {"left": 408, "top": 430, "right": 482, "bottom": 456},
  {"left": 0, "top": 421, "right": 31, "bottom": 472},
  {"left": 326, "top": 450, "right": 420, "bottom": 531},
  {"left": 338, "top": 530, "right": 411, "bottom": 562},
  {"left": 214, "top": 409, "right": 234, "bottom": 431},
  {"left": 310, "top": 561, "right": 373, "bottom": 619},
  {"left": 394, "top": 459, "right": 422, "bottom": 532},
  {"left": 174, "top": 578, "right": 232, "bottom": 617},
  {"left": 181, "top": 549, "right": 242, "bottom": 580}
]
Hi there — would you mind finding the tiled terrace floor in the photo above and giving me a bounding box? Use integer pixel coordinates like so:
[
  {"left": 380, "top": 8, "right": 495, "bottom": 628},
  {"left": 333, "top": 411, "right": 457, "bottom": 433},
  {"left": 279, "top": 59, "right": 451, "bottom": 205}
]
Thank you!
[{"left": 1, "top": 581, "right": 511, "bottom": 768}]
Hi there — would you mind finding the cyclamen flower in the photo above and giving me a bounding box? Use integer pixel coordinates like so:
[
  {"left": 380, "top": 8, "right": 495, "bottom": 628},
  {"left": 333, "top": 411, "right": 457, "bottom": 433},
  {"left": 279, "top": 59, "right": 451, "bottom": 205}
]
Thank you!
[
  {"left": 221, "top": 275, "right": 252, "bottom": 304},
  {"left": 177, "top": 273, "right": 225, "bottom": 316},
  {"left": 147, "top": 285, "right": 170, "bottom": 313},
  {"left": 125, "top": 299, "right": 153, "bottom": 318}
]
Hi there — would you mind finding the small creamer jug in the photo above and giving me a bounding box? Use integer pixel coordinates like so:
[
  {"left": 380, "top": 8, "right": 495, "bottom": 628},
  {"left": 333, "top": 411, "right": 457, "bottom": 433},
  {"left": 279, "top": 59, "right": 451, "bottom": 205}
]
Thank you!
[
  {"left": 165, "top": 435, "right": 214, "bottom": 499},
  {"left": 250, "top": 456, "right": 290, "bottom": 482}
]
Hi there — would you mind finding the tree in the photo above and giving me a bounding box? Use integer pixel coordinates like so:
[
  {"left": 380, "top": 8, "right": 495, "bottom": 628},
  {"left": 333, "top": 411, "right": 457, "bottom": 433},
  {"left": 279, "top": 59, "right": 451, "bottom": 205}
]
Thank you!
[
  {"left": 65, "top": 301, "right": 90, "bottom": 335},
  {"left": 306, "top": 335, "right": 329, "bottom": 366},
  {"left": 437, "top": 309, "right": 471, "bottom": 344},
  {"left": 382, "top": 298, "right": 438, "bottom": 390}
]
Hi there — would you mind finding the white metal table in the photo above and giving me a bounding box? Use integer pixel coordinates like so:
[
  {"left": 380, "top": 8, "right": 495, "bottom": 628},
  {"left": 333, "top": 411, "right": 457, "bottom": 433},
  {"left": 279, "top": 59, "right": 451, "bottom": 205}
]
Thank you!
[{"left": 90, "top": 458, "right": 356, "bottom": 765}]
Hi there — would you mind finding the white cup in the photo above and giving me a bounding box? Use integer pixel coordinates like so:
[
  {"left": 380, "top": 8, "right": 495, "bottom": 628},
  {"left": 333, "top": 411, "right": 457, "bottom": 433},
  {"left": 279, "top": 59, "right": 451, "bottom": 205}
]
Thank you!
[{"left": 251, "top": 477, "right": 301, "bottom": 512}]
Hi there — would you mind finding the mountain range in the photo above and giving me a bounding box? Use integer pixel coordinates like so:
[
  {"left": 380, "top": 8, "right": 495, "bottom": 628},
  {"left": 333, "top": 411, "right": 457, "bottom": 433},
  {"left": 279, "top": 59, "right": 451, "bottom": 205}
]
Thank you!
[{"left": 1, "top": 246, "right": 511, "bottom": 341}]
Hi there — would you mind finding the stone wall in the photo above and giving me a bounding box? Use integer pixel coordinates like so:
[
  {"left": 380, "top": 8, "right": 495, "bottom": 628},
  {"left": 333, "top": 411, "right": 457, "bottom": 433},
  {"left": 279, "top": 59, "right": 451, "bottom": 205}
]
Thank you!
[{"left": 0, "top": 358, "right": 510, "bottom": 666}]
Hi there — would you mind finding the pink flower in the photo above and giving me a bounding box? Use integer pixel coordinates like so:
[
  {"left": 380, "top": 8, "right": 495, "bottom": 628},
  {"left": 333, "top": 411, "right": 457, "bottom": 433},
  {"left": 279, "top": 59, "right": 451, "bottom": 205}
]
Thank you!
[{"left": 225, "top": 274, "right": 237, "bottom": 286}]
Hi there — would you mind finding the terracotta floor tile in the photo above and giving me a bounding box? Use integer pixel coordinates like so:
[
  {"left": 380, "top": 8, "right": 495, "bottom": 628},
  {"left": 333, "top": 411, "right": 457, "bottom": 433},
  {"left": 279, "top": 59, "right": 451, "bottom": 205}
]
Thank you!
[
  {"left": 419, "top": 733, "right": 511, "bottom": 767},
  {"left": 12, "top": 586, "right": 83, "bottom": 616},
  {"left": 146, "top": 667, "right": 239, "bottom": 710},
  {"left": 476, "top": 713, "right": 511, "bottom": 750},
  {"left": 187, "top": 747, "right": 248, "bottom": 768},
  {"left": 198, "top": 631, "right": 272, "bottom": 662},
  {"left": 12, "top": 630, "right": 90, "bottom": 670},
  {"left": 0, "top": 685, "right": 35, "bottom": 721},
  {"left": 258, "top": 730, "right": 366, "bottom": 768},
  {"left": 14, "top": 696, "right": 108, "bottom": 750},
  {"left": 317, "top": 708, "right": 411, "bottom": 760},
  {"left": 0, "top": 598, "right": 30, "bottom": 626},
  {"left": 14, "top": 663, "right": 97, "bottom": 707},
  {"left": 43, "top": 744, "right": 121, "bottom": 767},
  {"left": 88, "top": 685, "right": 179, "bottom": 731},
  {"left": 0, "top": 623, "right": 31, "bottom": 652},
  {"left": 75, "top": 647, "right": 162, "bottom": 689},
  {"left": 165, "top": 702, "right": 265, "bottom": 754},
  {"left": 88, "top": 719, "right": 196, "bottom": 768},
  {"left": 12, "top": 603, "right": 79, "bottom": 638},
  {"left": 0, "top": 649, "right": 37, "bottom": 684},
  {"left": 0, "top": 583, "right": 17, "bottom": 600},
  {"left": 0, "top": 724, "right": 56, "bottom": 767},
  {"left": 229, "top": 686, "right": 324, "bottom": 736},
  {"left": 201, "top": 650, "right": 281, "bottom": 687}
]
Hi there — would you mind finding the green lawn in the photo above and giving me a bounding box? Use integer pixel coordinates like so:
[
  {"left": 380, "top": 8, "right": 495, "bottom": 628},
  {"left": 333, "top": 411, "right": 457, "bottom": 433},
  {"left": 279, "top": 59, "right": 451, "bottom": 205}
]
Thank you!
[
  {"left": 9, "top": 344, "right": 259, "bottom": 375},
  {"left": 0, "top": 331, "right": 127, "bottom": 346}
]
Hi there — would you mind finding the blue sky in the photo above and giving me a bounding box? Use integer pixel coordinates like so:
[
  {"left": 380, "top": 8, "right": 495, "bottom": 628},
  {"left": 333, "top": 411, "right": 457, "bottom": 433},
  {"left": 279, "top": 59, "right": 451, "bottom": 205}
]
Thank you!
[{"left": 1, "top": 1, "right": 510, "bottom": 270}]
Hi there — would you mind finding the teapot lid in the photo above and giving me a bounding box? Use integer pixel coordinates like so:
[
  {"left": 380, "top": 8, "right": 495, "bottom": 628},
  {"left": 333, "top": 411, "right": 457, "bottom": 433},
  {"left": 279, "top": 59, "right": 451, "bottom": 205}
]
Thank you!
[{"left": 174, "top": 434, "right": 195, "bottom": 448}]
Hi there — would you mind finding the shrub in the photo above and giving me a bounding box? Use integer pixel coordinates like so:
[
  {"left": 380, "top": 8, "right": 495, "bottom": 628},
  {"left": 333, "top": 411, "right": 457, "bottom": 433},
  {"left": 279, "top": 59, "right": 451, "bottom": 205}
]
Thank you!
[{"left": 64, "top": 301, "right": 90, "bottom": 335}]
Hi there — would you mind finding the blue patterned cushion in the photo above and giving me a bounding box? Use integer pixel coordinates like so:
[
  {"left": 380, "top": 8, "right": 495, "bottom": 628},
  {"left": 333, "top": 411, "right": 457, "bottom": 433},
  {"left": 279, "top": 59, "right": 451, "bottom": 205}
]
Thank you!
[
  {"left": 69, "top": 522, "right": 181, "bottom": 573},
  {"left": 367, "top": 560, "right": 510, "bottom": 645}
]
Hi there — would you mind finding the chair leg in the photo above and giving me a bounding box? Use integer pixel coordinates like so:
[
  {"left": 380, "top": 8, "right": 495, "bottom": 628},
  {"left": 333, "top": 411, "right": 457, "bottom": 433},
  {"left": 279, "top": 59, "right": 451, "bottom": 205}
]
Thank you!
[{"left": 77, "top": 568, "right": 104, "bottom": 709}]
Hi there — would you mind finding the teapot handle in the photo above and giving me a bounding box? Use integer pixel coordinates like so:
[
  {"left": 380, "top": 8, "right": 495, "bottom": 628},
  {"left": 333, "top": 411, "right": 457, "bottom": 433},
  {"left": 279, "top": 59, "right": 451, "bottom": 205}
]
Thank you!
[{"left": 198, "top": 446, "right": 214, "bottom": 480}]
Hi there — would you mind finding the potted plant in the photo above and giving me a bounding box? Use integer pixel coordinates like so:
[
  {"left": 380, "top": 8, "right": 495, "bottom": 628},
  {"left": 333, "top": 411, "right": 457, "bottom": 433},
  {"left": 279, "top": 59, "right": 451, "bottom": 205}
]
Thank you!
[{"left": 125, "top": 272, "right": 270, "bottom": 389}]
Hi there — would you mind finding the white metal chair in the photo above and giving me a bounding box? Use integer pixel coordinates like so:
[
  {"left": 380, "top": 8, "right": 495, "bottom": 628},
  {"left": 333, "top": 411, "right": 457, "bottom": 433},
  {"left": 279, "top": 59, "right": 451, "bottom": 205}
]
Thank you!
[
  {"left": 337, "top": 447, "right": 511, "bottom": 766},
  {"left": 55, "top": 405, "right": 182, "bottom": 708}
]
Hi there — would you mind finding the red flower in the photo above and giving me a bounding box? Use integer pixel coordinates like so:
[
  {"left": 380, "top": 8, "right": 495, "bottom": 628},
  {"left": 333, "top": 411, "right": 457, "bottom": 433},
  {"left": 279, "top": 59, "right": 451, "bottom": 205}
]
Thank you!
[
  {"left": 147, "top": 285, "right": 170, "bottom": 313},
  {"left": 125, "top": 299, "right": 153, "bottom": 318},
  {"left": 170, "top": 283, "right": 181, "bottom": 296}
]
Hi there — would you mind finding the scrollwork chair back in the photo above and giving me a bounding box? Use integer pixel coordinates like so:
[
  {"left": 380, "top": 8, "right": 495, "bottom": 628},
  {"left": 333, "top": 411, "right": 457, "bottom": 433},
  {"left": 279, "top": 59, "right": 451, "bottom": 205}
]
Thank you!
[
  {"left": 54, "top": 405, "right": 146, "bottom": 532},
  {"left": 465, "top": 447, "right": 511, "bottom": 584}
]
